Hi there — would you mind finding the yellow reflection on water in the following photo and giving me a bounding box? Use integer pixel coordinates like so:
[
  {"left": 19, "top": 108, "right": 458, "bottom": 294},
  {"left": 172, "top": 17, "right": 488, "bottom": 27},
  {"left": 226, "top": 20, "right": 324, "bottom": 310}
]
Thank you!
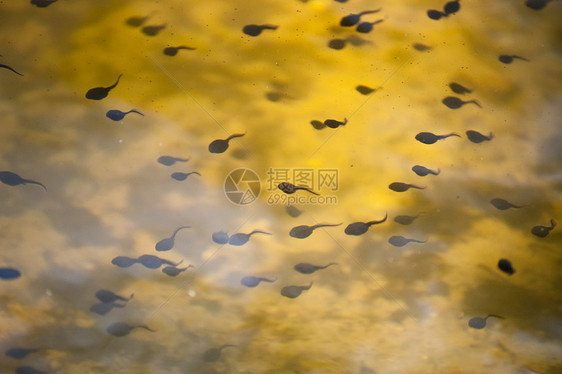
[{"left": 1, "top": 0, "right": 561, "bottom": 373}]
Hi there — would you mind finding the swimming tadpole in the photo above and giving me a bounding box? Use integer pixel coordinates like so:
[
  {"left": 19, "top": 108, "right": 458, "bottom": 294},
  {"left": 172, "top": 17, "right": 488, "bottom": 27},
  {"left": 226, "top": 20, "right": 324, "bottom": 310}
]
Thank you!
[
  {"left": 394, "top": 215, "right": 419, "bottom": 225},
  {"left": 228, "top": 230, "right": 271, "bottom": 246},
  {"left": 289, "top": 223, "right": 341, "bottom": 239},
  {"left": 171, "top": 171, "right": 201, "bottom": 181},
  {"left": 90, "top": 302, "right": 127, "bottom": 316},
  {"left": 466, "top": 130, "right": 494, "bottom": 143},
  {"left": 242, "top": 24, "right": 278, "bottom": 37},
  {"left": 0, "top": 267, "right": 21, "bottom": 280},
  {"left": 413, "top": 43, "right": 432, "bottom": 52},
  {"left": 278, "top": 182, "right": 319, "bottom": 195},
  {"left": 498, "top": 55, "right": 530, "bottom": 64},
  {"left": 526, "top": 0, "right": 553, "bottom": 10},
  {"left": 310, "top": 120, "right": 326, "bottom": 130},
  {"left": 328, "top": 39, "right": 347, "bottom": 50},
  {"left": 281, "top": 282, "right": 313, "bottom": 299},
  {"left": 531, "top": 219, "right": 556, "bottom": 238},
  {"left": 141, "top": 24, "right": 166, "bottom": 36},
  {"left": 427, "top": 9, "right": 448, "bottom": 20},
  {"left": 497, "top": 258, "right": 515, "bottom": 275},
  {"left": 490, "top": 198, "right": 523, "bottom": 210},
  {"left": 442, "top": 96, "right": 482, "bottom": 109},
  {"left": 388, "top": 182, "right": 426, "bottom": 192},
  {"left": 106, "top": 322, "right": 155, "bottom": 337},
  {"left": 212, "top": 230, "right": 230, "bottom": 244},
  {"left": 240, "top": 276, "right": 276, "bottom": 288},
  {"left": 448, "top": 82, "right": 472, "bottom": 95},
  {"left": 443, "top": 0, "right": 461, "bottom": 15},
  {"left": 157, "top": 155, "right": 189, "bottom": 166},
  {"left": 155, "top": 225, "right": 191, "bottom": 251},
  {"left": 344, "top": 213, "right": 388, "bottom": 236},
  {"left": 0, "top": 63, "right": 23, "bottom": 76},
  {"left": 137, "top": 254, "right": 183, "bottom": 269},
  {"left": 163, "top": 45, "right": 196, "bottom": 56},
  {"left": 294, "top": 262, "right": 337, "bottom": 274},
  {"left": 208, "top": 133, "right": 245, "bottom": 154},
  {"left": 356, "top": 19, "right": 384, "bottom": 34},
  {"left": 30, "top": 0, "right": 57, "bottom": 8},
  {"left": 468, "top": 315, "right": 504, "bottom": 330},
  {"left": 125, "top": 13, "right": 154, "bottom": 27},
  {"left": 106, "top": 109, "right": 143, "bottom": 121},
  {"left": 415, "top": 132, "right": 460, "bottom": 144},
  {"left": 324, "top": 118, "right": 347, "bottom": 129},
  {"left": 111, "top": 256, "right": 138, "bottom": 268},
  {"left": 5, "top": 347, "right": 40, "bottom": 359},
  {"left": 0, "top": 171, "right": 46, "bottom": 190},
  {"left": 356, "top": 85, "right": 377, "bottom": 95},
  {"left": 340, "top": 9, "right": 381, "bottom": 27},
  {"left": 203, "top": 344, "right": 238, "bottom": 362},
  {"left": 95, "top": 290, "right": 134, "bottom": 303},
  {"left": 412, "top": 165, "right": 440, "bottom": 176},
  {"left": 162, "top": 265, "right": 193, "bottom": 277},
  {"left": 388, "top": 236, "right": 426, "bottom": 247},
  {"left": 85, "top": 74, "right": 122, "bottom": 100},
  {"left": 285, "top": 205, "right": 302, "bottom": 218}
]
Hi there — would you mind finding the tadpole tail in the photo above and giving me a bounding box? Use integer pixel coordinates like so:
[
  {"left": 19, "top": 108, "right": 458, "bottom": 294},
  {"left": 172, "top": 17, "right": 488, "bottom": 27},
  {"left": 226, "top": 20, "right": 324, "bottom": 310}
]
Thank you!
[
  {"left": 177, "top": 46, "right": 197, "bottom": 50},
  {"left": 107, "top": 74, "right": 123, "bottom": 90},
  {"left": 226, "top": 133, "right": 246, "bottom": 141},
  {"left": 136, "top": 325, "right": 156, "bottom": 332},
  {"left": 444, "top": 133, "right": 461, "bottom": 138},
  {"left": 410, "top": 185, "right": 426, "bottom": 190},
  {"left": 172, "top": 225, "right": 191, "bottom": 237},
  {"left": 320, "top": 262, "right": 338, "bottom": 269},
  {"left": 550, "top": 219, "right": 557, "bottom": 229},
  {"left": 468, "top": 100, "right": 482, "bottom": 108},
  {"left": 0, "top": 64, "right": 23, "bottom": 76},
  {"left": 312, "top": 223, "right": 342, "bottom": 229},
  {"left": 248, "top": 230, "right": 272, "bottom": 236},
  {"left": 298, "top": 187, "right": 319, "bottom": 196},
  {"left": 360, "top": 9, "right": 382, "bottom": 15},
  {"left": 128, "top": 110, "right": 144, "bottom": 116},
  {"left": 487, "top": 314, "right": 505, "bottom": 320},
  {"left": 302, "top": 282, "right": 313, "bottom": 290},
  {"left": 513, "top": 55, "right": 530, "bottom": 62},
  {"left": 367, "top": 212, "right": 388, "bottom": 226},
  {"left": 23, "top": 179, "right": 47, "bottom": 191},
  {"left": 261, "top": 25, "right": 278, "bottom": 30}
]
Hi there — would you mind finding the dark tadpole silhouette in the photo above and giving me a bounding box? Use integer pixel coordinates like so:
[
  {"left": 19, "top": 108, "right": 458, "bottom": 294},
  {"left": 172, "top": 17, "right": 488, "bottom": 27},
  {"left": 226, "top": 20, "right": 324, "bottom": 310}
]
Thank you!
[
  {"left": 142, "top": 24, "right": 166, "bottom": 36},
  {"left": 125, "top": 13, "right": 153, "bottom": 27},
  {"left": 468, "top": 315, "right": 504, "bottom": 330},
  {"left": 137, "top": 254, "right": 182, "bottom": 269},
  {"left": 162, "top": 265, "right": 192, "bottom": 276},
  {"left": 340, "top": 9, "right": 381, "bottom": 26},
  {"left": 96, "top": 290, "right": 134, "bottom": 303},
  {"left": 157, "top": 155, "right": 189, "bottom": 166},
  {"left": 278, "top": 182, "right": 318, "bottom": 195},
  {"left": 412, "top": 165, "right": 440, "bottom": 176},
  {"left": 30, "top": 0, "right": 57, "bottom": 8},
  {"left": 324, "top": 118, "right": 347, "bottom": 128},
  {"left": 328, "top": 39, "right": 347, "bottom": 50},
  {"left": 310, "top": 120, "right": 326, "bottom": 130},
  {"left": 449, "top": 82, "right": 472, "bottom": 94},
  {"left": 111, "top": 256, "right": 138, "bottom": 268},
  {"left": 388, "top": 236, "right": 426, "bottom": 247},
  {"left": 498, "top": 258, "right": 515, "bottom": 275},
  {"left": 5, "top": 347, "right": 39, "bottom": 359},
  {"left": 344, "top": 213, "right": 388, "bottom": 236},
  {"left": 106, "top": 322, "right": 155, "bottom": 337},
  {"left": 499, "top": 55, "right": 529, "bottom": 64},
  {"left": 15, "top": 367, "right": 47, "bottom": 374},
  {"left": 415, "top": 132, "right": 460, "bottom": 144},
  {"left": 356, "top": 85, "right": 377, "bottom": 95},
  {"left": 90, "top": 302, "right": 126, "bottom": 316},
  {"left": 294, "top": 262, "right": 337, "bottom": 274},
  {"left": 531, "top": 219, "right": 556, "bottom": 238},
  {"left": 163, "top": 46, "right": 196, "bottom": 56},
  {"left": 0, "top": 171, "right": 46, "bottom": 190},
  {"left": 241, "top": 276, "right": 276, "bottom": 288},
  {"left": 212, "top": 230, "right": 230, "bottom": 244},
  {"left": 427, "top": 9, "right": 448, "bottom": 20},
  {"left": 442, "top": 96, "right": 481, "bottom": 109},
  {"left": 466, "top": 130, "right": 493, "bottom": 143},
  {"left": 356, "top": 19, "right": 384, "bottom": 33},
  {"left": 0, "top": 267, "right": 21, "bottom": 280},
  {"left": 208, "top": 133, "right": 245, "bottom": 153},
  {"left": 389, "top": 182, "right": 425, "bottom": 192},
  {"left": 413, "top": 43, "right": 432, "bottom": 51},
  {"left": 171, "top": 171, "right": 201, "bottom": 181},
  {"left": 286, "top": 205, "right": 302, "bottom": 217},
  {"left": 281, "top": 282, "right": 313, "bottom": 299},
  {"left": 526, "top": 0, "right": 554, "bottom": 10},
  {"left": 106, "top": 109, "right": 143, "bottom": 121},
  {"left": 394, "top": 215, "right": 419, "bottom": 225},
  {"left": 203, "top": 345, "right": 237, "bottom": 362},
  {"left": 229, "top": 230, "right": 271, "bottom": 246},
  {"left": 289, "top": 223, "right": 341, "bottom": 239},
  {"left": 0, "top": 63, "right": 23, "bottom": 76},
  {"left": 490, "top": 198, "right": 522, "bottom": 210},
  {"left": 243, "top": 24, "right": 278, "bottom": 36},
  {"left": 155, "top": 226, "right": 191, "bottom": 251},
  {"left": 444, "top": 0, "right": 461, "bottom": 14},
  {"left": 85, "top": 74, "right": 122, "bottom": 100}
]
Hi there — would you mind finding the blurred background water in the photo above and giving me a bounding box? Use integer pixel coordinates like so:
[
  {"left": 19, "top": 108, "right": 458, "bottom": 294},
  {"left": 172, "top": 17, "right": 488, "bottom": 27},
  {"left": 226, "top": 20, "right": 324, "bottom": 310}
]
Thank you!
[{"left": 1, "top": 0, "right": 561, "bottom": 373}]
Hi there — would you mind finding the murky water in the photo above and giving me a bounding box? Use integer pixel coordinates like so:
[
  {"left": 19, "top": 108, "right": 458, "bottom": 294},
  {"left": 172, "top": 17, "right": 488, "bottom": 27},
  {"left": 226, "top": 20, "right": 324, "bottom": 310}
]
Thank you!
[{"left": 1, "top": 1, "right": 561, "bottom": 373}]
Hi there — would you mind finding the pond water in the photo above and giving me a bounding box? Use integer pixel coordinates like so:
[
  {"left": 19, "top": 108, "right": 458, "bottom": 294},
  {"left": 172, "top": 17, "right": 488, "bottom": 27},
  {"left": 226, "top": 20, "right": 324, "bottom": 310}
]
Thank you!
[{"left": 1, "top": 1, "right": 561, "bottom": 373}]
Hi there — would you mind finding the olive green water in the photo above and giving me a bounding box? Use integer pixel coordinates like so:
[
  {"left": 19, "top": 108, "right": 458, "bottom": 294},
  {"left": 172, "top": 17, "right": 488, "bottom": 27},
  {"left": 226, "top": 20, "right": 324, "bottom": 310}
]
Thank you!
[{"left": 1, "top": 0, "right": 561, "bottom": 373}]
